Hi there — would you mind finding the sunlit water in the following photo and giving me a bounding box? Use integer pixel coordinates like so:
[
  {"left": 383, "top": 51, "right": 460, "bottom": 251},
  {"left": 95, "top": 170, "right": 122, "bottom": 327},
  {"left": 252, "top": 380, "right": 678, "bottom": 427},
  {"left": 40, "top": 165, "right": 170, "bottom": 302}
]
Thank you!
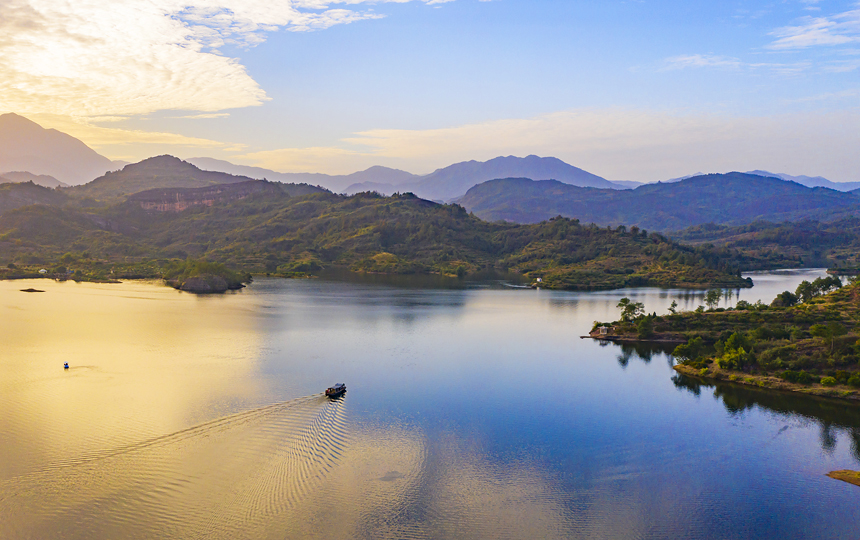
[{"left": 2, "top": 269, "right": 859, "bottom": 539}]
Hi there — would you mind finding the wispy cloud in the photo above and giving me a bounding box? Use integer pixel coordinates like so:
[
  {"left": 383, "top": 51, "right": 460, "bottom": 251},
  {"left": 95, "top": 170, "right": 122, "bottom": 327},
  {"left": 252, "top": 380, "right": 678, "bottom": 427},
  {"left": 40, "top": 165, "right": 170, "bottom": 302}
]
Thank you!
[
  {"left": 768, "top": 7, "right": 860, "bottom": 50},
  {"left": 28, "top": 114, "right": 239, "bottom": 148},
  {"left": 171, "top": 113, "right": 232, "bottom": 119},
  {"left": 661, "top": 54, "right": 810, "bottom": 74},
  {"left": 0, "top": 1, "right": 447, "bottom": 118},
  {"left": 781, "top": 88, "right": 860, "bottom": 103},
  {"left": 663, "top": 54, "right": 743, "bottom": 70}
]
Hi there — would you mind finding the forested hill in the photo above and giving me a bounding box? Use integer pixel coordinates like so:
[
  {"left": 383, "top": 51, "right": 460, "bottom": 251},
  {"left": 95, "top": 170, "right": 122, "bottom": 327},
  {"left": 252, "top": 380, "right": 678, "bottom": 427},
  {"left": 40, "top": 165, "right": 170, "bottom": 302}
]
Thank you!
[
  {"left": 0, "top": 189, "right": 752, "bottom": 291},
  {"left": 457, "top": 173, "right": 860, "bottom": 231},
  {"left": 674, "top": 218, "right": 860, "bottom": 270},
  {"left": 0, "top": 182, "right": 68, "bottom": 215},
  {"left": 65, "top": 155, "right": 268, "bottom": 201}
]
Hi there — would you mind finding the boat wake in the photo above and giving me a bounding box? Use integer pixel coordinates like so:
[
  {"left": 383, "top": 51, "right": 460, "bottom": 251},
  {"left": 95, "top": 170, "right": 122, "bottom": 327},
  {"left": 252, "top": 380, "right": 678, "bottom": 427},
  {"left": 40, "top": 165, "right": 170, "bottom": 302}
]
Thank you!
[{"left": 0, "top": 393, "right": 349, "bottom": 540}]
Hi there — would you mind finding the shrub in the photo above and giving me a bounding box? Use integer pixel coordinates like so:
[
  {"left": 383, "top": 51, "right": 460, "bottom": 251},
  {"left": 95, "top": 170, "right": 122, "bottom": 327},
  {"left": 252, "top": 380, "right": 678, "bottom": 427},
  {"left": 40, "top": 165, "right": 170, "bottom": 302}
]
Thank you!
[
  {"left": 780, "top": 370, "right": 814, "bottom": 384},
  {"left": 820, "top": 376, "right": 838, "bottom": 387},
  {"left": 848, "top": 375, "right": 860, "bottom": 388},
  {"left": 717, "top": 347, "right": 750, "bottom": 370}
]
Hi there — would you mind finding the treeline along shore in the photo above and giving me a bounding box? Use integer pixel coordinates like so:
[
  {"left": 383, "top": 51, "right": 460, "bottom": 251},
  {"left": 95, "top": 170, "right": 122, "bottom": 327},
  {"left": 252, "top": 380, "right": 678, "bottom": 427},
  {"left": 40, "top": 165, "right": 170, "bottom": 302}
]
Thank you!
[
  {"left": 0, "top": 157, "right": 757, "bottom": 293},
  {"left": 592, "top": 276, "right": 860, "bottom": 402}
]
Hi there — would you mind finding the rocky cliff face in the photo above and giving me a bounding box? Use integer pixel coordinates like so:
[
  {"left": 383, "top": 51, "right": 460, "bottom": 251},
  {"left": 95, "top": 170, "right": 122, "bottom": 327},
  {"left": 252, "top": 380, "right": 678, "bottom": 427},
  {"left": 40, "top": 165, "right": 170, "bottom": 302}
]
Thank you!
[{"left": 128, "top": 180, "right": 283, "bottom": 212}]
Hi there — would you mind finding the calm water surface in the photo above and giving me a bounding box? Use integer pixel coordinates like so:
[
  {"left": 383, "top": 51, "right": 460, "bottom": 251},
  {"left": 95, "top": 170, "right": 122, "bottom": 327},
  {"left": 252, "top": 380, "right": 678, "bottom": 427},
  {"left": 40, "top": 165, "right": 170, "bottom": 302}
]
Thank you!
[{"left": 2, "top": 269, "right": 859, "bottom": 539}]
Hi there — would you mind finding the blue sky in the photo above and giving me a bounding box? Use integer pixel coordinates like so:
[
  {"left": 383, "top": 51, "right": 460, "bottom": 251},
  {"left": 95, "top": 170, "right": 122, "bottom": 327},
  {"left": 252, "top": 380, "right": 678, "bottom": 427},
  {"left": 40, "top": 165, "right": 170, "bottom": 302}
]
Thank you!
[{"left": 2, "top": 0, "right": 859, "bottom": 181}]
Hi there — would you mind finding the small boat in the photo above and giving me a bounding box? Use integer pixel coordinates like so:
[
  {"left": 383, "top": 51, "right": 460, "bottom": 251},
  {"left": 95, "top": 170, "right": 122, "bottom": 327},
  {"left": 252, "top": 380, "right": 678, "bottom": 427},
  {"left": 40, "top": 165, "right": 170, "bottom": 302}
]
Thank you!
[
  {"left": 325, "top": 383, "right": 346, "bottom": 398},
  {"left": 63, "top": 362, "right": 69, "bottom": 369}
]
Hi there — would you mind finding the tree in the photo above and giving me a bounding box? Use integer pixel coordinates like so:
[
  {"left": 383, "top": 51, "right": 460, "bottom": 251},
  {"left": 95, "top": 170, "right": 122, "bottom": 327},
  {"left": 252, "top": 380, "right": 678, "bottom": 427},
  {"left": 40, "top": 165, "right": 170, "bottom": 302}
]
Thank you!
[
  {"left": 617, "top": 297, "right": 644, "bottom": 322},
  {"left": 795, "top": 280, "right": 816, "bottom": 303},
  {"left": 772, "top": 290, "right": 798, "bottom": 308},
  {"left": 668, "top": 300, "right": 678, "bottom": 314},
  {"left": 704, "top": 289, "right": 722, "bottom": 310},
  {"left": 810, "top": 322, "right": 848, "bottom": 355},
  {"left": 796, "top": 276, "right": 843, "bottom": 304},
  {"left": 673, "top": 337, "right": 705, "bottom": 362},
  {"left": 637, "top": 316, "right": 654, "bottom": 339}
]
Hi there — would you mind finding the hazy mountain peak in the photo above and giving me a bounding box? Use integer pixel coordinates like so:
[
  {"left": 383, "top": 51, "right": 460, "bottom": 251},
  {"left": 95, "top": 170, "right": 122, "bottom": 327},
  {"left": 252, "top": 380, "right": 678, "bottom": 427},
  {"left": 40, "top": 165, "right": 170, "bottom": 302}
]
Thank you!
[
  {"left": 412, "top": 154, "right": 616, "bottom": 201},
  {"left": 0, "top": 112, "right": 42, "bottom": 130},
  {"left": 0, "top": 113, "right": 114, "bottom": 185}
]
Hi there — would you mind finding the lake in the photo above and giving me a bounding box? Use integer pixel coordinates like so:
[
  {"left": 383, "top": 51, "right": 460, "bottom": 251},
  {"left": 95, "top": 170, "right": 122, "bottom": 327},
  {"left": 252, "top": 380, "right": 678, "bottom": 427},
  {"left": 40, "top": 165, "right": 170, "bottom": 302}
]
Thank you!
[{"left": 2, "top": 268, "right": 859, "bottom": 539}]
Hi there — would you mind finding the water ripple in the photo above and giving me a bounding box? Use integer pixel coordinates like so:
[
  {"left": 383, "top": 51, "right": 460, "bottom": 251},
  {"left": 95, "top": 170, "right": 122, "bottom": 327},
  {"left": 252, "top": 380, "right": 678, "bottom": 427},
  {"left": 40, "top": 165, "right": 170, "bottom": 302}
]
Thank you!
[{"left": 0, "top": 393, "right": 349, "bottom": 540}]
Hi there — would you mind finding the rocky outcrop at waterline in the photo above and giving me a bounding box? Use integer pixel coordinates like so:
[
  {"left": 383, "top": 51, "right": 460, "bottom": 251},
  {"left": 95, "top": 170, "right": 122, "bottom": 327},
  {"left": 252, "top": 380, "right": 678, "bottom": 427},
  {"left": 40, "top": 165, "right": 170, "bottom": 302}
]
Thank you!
[{"left": 167, "top": 273, "right": 246, "bottom": 294}]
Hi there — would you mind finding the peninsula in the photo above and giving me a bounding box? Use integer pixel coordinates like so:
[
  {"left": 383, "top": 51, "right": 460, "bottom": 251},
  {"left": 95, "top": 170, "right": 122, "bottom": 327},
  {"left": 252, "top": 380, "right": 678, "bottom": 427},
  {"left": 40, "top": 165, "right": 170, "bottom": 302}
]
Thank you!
[{"left": 591, "top": 276, "right": 860, "bottom": 402}]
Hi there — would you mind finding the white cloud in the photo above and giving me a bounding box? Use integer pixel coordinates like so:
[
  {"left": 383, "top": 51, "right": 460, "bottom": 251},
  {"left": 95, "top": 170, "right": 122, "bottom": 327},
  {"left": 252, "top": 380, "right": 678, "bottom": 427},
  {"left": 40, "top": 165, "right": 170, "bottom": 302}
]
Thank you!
[
  {"left": 0, "top": 0, "right": 445, "bottom": 118},
  {"left": 768, "top": 8, "right": 860, "bottom": 49}
]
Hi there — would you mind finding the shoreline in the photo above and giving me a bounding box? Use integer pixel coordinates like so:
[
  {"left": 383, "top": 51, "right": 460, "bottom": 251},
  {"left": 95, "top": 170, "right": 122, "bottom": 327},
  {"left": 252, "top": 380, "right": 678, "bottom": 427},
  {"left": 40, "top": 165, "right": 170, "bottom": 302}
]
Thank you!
[
  {"left": 827, "top": 470, "right": 860, "bottom": 488},
  {"left": 672, "top": 363, "right": 860, "bottom": 403}
]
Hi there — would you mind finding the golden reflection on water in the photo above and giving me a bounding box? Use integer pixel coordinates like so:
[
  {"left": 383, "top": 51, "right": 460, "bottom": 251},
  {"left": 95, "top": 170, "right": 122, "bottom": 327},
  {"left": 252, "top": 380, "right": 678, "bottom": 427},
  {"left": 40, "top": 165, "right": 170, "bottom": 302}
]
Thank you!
[
  {"left": 9, "top": 277, "right": 846, "bottom": 538},
  {"left": 0, "top": 279, "right": 266, "bottom": 479},
  {"left": 1, "top": 279, "right": 582, "bottom": 539}
]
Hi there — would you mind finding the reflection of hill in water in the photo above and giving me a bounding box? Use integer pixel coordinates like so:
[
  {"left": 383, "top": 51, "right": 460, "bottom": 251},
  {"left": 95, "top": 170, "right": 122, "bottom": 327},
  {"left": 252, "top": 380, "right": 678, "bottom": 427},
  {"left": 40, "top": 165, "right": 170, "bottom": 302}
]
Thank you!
[
  {"left": 317, "top": 268, "right": 529, "bottom": 291},
  {"left": 610, "top": 341, "right": 677, "bottom": 369},
  {"left": 607, "top": 339, "right": 860, "bottom": 460},
  {"left": 673, "top": 373, "right": 860, "bottom": 459}
]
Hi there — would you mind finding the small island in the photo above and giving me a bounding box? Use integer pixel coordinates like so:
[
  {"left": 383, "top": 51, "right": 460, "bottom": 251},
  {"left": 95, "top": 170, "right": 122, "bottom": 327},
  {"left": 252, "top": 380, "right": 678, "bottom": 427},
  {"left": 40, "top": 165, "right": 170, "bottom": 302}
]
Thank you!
[
  {"left": 162, "top": 259, "right": 251, "bottom": 294},
  {"left": 591, "top": 276, "right": 860, "bottom": 402}
]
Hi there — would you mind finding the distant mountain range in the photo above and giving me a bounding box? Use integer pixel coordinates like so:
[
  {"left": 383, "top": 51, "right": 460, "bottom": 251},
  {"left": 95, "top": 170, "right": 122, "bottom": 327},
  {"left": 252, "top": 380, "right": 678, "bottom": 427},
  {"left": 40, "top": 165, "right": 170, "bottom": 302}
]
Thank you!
[
  {"left": 3, "top": 111, "right": 860, "bottom": 209},
  {"left": 186, "top": 158, "right": 419, "bottom": 194},
  {"left": 0, "top": 113, "right": 120, "bottom": 185},
  {"left": 191, "top": 155, "right": 624, "bottom": 200},
  {"left": 457, "top": 173, "right": 860, "bottom": 232},
  {"left": 746, "top": 170, "right": 860, "bottom": 192},
  {"left": 341, "top": 155, "right": 621, "bottom": 200},
  {"left": 662, "top": 170, "right": 860, "bottom": 192}
]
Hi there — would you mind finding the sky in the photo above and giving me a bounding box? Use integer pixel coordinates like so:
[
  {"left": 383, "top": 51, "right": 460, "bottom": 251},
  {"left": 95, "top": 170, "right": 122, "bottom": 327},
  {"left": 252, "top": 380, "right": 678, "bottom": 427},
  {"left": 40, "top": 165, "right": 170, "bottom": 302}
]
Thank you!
[{"left": 1, "top": 0, "right": 859, "bottom": 181}]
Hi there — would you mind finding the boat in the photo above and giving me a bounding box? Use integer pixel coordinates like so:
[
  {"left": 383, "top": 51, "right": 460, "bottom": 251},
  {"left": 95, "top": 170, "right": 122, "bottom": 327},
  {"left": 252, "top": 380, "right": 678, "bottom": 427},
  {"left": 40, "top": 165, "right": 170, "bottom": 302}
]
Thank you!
[
  {"left": 63, "top": 362, "right": 69, "bottom": 369},
  {"left": 325, "top": 383, "right": 346, "bottom": 397}
]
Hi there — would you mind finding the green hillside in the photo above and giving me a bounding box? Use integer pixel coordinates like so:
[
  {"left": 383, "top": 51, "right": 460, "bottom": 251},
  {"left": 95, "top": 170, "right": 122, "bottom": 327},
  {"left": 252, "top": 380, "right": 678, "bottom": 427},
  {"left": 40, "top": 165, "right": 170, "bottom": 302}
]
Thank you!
[
  {"left": 0, "top": 186, "right": 751, "bottom": 290},
  {"left": 674, "top": 218, "right": 860, "bottom": 270},
  {"left": 0, "top": 181, "right": 68, "bottom": 215}
]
